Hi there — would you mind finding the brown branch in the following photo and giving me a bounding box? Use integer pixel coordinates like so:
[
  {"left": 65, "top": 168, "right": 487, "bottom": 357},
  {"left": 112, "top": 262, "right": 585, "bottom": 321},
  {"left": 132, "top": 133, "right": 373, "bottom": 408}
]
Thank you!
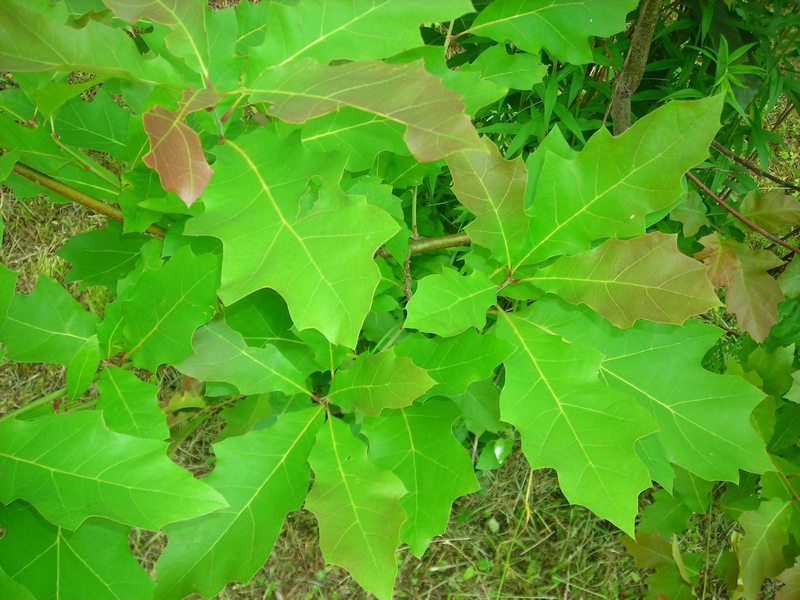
[
  {"left": 12, "top": 162, "right": 166, "bottom": 239},
  {"left": 375, "top": 232, "right": 471, "bottom": 259},
  {"left": 711, "top": 140, "right": 800, "bottom": 193},
  {"left": 687, "top": 171, "right": 800, "bottom": 254},
  {"left": 610, "top": 0, "right": 662, "bottom": 135}
]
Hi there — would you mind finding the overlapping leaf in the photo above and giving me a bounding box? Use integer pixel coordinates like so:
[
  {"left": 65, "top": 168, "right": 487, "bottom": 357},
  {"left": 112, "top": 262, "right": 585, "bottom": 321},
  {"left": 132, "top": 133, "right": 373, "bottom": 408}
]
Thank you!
[
  {"left": 468, "top": 0, "right": 638, "bottom": 64},
  {"left": 405, "top": 268, "right": 497, "bottom": 337},
  {"left": 154, "top": 406, "right": 323, "bottom": 600},
  {"left": 327, "top": 348, "right": 435, "bottom": 416},
  {"left": 96, "top": 367, "right": 168, "bottom": 440},
  {"left": 496, "top": 307, "right": 656, "bottom": 532},
  {"left": 177, "top": 320, "right": 310, "bottom": 397},
  {"left": 531, "top": 296, "right": 772, "bottom": 483},
  {"left": 530, "top": 233, "right": 720, "bottom": 326},
  {"left": 522, "top": 95, "right": 723, "bottom": 266},
  {"left": 0, "top": 411, "right": 227, "bottom": 530},
  {"left": 185, "top": 128, "right": 398, "bottom": 348},
  {"left": 447, "top": 137, "right": 529, "bottom": 266},
  {"left": 248, "top": 60, "right": 483, "bottom": 162},
  {"left": 0, "top": 502, "right": 154, "bottom": 600},
  {"left": 362, "top": 399, "right": 480, "bottom": 557},
  {"left": 306, "top": 416, "right": 406, "bottom": 600}
]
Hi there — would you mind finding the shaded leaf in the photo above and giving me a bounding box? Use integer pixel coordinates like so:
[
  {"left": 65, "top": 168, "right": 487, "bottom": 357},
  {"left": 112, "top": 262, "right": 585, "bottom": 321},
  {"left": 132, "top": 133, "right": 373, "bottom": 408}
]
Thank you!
[
  {"left": 249, "top": 59, "right": 483, "bottom": 163},
  {"left": 154, "top": 406, "right": 323, "bottom": 600},
  {"left": 670, "top": 190, "right": 709, "bottom": 237},
  {"left": 328, "top": 348, "right": 435, "bottom": 416},
  {"left": 0, "top": 411, "right": 227, "bottom": 530},
  {"left": 496, "top": 308, "right": 656, "bottom": 533},
  {"left": 451, "top": 380, "right": 504, "bottom": 436},
  {"left": 405, "top": 268, "right": 497, "bottom": 337},
  {"left": 185, "top": 129, "right": 398, "bottom": 348},
  {"left": 523, "top": 96, "right": 723, "bottom": 266},
  {"left": 177, "top": 320, "right": 311, "bottom": 397},
  {"left": 0, "top": 502, "right": 153, "bottom": 600},
  {"left": 739, "top": 189, "right": 800, "bottom": 235},
  {"left": 469, "top": 0, "right": 638, "bottom": 64},
  {"left": 777, "top": 559, "right": 800, "bottom": 600},
  {"left": 363, "top": 399, "right": 480, "bottom": 557},
  {"left": 779, "top": 256, "right": 800, "bottom": 299},
  {"left": 54, "top": 92, "right": 129, "bottom": 160},
  {"left": 97, "top": 367, "right": 169, "bottom": 440},
  {"left": 447, "top": 137, "right": 529, "bottom": 266},
  {"left": 306, "top": 416, "right": 406, "bottom": 600},
  {"left": 142, "top": 89, "right": 218, "bottom": 207},
  {"left": 462, "top": 45, "right": 547, "bottom": 90},
  {"left": 122, "top": 246, "right": 220, "bottom": 371},
  {"left": 0, "top": 565, "right": 35, "bottom": 600},
  {"left": 531, "top": 233, "right": 720, "bottom": 327}
]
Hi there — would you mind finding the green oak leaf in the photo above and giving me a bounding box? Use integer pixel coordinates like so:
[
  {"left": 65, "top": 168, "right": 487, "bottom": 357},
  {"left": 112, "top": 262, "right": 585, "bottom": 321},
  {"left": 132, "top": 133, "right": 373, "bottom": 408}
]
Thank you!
[
  {"left": 530, "top": 233, "right": 720, "bottom": 327},
  {"left": 185, "top": 129, "right": 398, "bottom": 348},
  {"left": 0, "top": 502, "right": 153, "bottom": 600},
  {"left": 0, "top": 264, "right": 16, "bottom": 325},
  {"left": 252, "top": 0, "right": 473, "bottom": 68},
  {"left": 216, "top": 394, "right": 273, "bottom": 442},
  {"left": 122, "top": 246, "right": 220, "bottom": 371},
  {"left": 57, "top": 220, "right": 149, "bottom": 292},
  {"left": 362, "top": 399, "right": 480, "bottom": 557},
  {"left": 735, "top": 498, "right": 793, "bottom": 600},
  {"left": 496, "top": 307, "right": 656, "bottom": 533},
  {"left": 531, "top": 296, "right": 772, "bottom": 482},
  {"left": 177, "top": 320, "right": 311, "bottom": 397},
  {"left": 451, "top": 380, "right": 504, "bottom": 436},
  {"left": 447, "top": 137, "right": 529, "bottom": 267},
  {"left": 306, "top": 416, "right": 406, "bottom": 600},
  {"left": 327, "top": 348, "right": 435, "bottom": 416},
  {"left": 777, "top": 560, "right": 800, "bottom": 600},
  {"left": 779, "top": 255, "right": 800, "bottom": 298},
  {"left": 248, "top": 59, "right": 483, "bottom": 163},
  {"left": 637, "top": 488, "right": 692, "bottom": 537},
  {"left": 461, "top": 45, "right": 548, "bottom": 90},
  {"left": 153, "top": 406, "right": 323, "bottom": 600},
  {"left": 522, "top": 95, "right": 723, "bottom": 267},
  {"left": 468, "top": 0, "right": 638, "bottom": 64},
  {"left": 0, "top": 565, "right": 35, "bottom": 600},
  {"left": 395, "top": 329, "right": 512, "bottom": 397},
  {"left": 670, "top": 190, "right": 709, "bottom": 237},
  {"left": 405, "top": 268, "right": 497, "bottom": 337},
  {"left": 739, "top": 189, "right": 800, "bottom": 236},
  {"left": 0, "top": 1, "right": 181, "bottom": 85},
  {"left": 97, "top": 367, "right": 169, "bottom": 440},
  {"left": 0, "top": 411, "right": 227, "bottom": 530},
  {"left": 53, "top": 92, "right": 129, "bottom": 160}
]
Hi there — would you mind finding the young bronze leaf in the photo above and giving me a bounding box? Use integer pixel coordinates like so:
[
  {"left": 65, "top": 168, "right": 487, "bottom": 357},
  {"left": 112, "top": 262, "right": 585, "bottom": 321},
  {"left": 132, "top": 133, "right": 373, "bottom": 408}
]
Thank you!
[
  {"left": 447, "top": 137, "right": 530, "bottom": 266},
  {"left": 530, "top": 233, "right": 720, "bottom": 326},
  {"left": 523, "top": 95, "right": 723, "bottom": 266},
  {"left": 0, "top": 502, "right": 154, "bottom": 600},
  {"left": 143, "top": 89, "right": 218, "bottom": 207},
  {"left": 362, "top": 399, "right": 480, "bottom": 557},
  {"left": 405, "top": 268, "right": 497, "bottom": 337},
  {"left": 0, "top": 411, "right": 227, "bottom": 530},
  {"left": 327, "top": 348, "right": 435, "bottom": 416},
  {"left": 306, "top": 416, "right": 407, "bottom": 600},
  {"left": 496, "top": 308, "right": 656, "bottom": 533},
  {"left": 248, "top": 59, "right": 483, "bottom": 162},
  {"left": 153, "top": 406, "right": 323, "bottom": 600}
]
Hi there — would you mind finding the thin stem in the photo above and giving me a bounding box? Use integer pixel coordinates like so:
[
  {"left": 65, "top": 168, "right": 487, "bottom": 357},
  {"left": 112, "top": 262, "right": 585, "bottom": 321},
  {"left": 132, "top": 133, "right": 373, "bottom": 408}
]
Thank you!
[
  {"left": 410, "top": 186, "right": 419, "bottom": 239},
  {"left": 711, "top": 140, "right": 800, "bottom": 192},
  {"left": 687, "top": 171, "right": 800, "bottom": 254},
  {"left": 12, "top": 162, "right": 166, "bottom": 239},
  {"left": 443, "top": 19, "right": 455, "bottom": 59},
  {"left": 375, "top": 232, "right": 471, "bottom": 259},
  {"left": 0, "top": 387, "right": 66, "bottom": 422}
]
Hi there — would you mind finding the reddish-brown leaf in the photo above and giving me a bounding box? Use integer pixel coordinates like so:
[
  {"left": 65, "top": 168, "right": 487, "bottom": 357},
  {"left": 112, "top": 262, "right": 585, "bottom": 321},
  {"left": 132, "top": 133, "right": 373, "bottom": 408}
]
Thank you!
[{"left": 143, "top": 89, "right": 218, "bottom": 207}]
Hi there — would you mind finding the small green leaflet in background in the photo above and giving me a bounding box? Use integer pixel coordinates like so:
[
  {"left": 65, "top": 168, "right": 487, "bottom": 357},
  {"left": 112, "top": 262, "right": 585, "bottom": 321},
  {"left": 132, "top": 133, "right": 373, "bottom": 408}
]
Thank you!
[
  {"left": 468, "top": 0, "right": 638, "bottom": 64},
  {"left": 0, "top": 502, "right": 154, "bottom": 600},
  {"left": 122, "top": 246, "right": 219, "bottom": 371},
  {"left": 97, "top": 367, "right": 168, "bottom": 440},
  {"left": 670, "top": 190, "right": 710, "bottom": 237},
  {"left": 306, "top": 416, "right": 407, "bottom": 600},
  {"left": 496, "top": 307, "right": 656, "bottom": 533},
  {"left": 523, "top": 95, "right": 723, "bottom": 266},
  {"left": 530, "top": 233, "right": 720, "bottom": 327},
  {"left": 57, "top": 220, "right": 148, "bottom": 291},
  {"left": 0, "top": 411, "right": 227, "bottom": 530},
  {"left": 447, "top": 137, "right": 529, "bottom": 267},
  {"left": 405, "top": 268, "right": 497, "bottom": 337},
  {"left": 153, "top": 406, "right": 323, "bottom": 600},
  {"left": 327, "top": 348, "right": 435, "bottom": 416},
  {"left": 363, "top": 399, "right": 480, "bottom": 557},
  {"left": 177, "top": 320, "right": 310, "bottom": 397},
  {"left": 461, "top": 45, "right": 548, "bottom": 90}
]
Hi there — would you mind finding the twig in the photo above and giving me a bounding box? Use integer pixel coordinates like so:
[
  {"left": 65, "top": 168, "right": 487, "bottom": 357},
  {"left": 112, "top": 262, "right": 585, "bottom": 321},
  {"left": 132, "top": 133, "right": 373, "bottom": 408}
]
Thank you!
[
  {"left": 687, "top": 171, "right": 800, "bottom": 254},
  {"left": 12, "top": 162, "right": 166, "bottom": 239},
  {"left": 610, "top": 0, "right": 662, "bottom": 134},
  {"left": 711, "top": 140, "right": 800, "bottom": 192}
]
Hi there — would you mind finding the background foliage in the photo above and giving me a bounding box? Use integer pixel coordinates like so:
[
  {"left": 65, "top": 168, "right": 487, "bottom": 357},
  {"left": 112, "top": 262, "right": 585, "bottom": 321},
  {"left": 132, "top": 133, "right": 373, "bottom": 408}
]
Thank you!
[{"left": 0, "top": 0, "right": 799, "bottom": 598}]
